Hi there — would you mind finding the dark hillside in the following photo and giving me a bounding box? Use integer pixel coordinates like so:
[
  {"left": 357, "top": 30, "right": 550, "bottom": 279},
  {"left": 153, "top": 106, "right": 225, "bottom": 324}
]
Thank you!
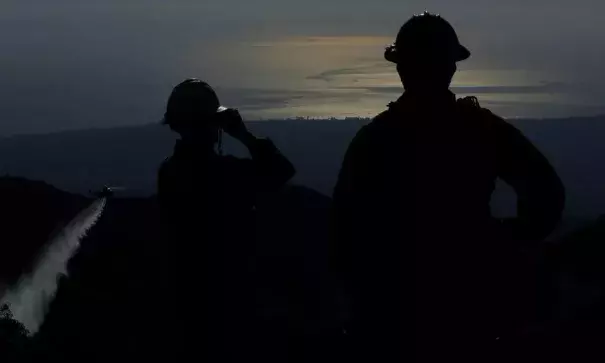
[
  {"left": 33, "top": 185, "right": 342, "bottom": 361},
  {"left": 0, "top": 177, "right": 89, "bottom": 286}
]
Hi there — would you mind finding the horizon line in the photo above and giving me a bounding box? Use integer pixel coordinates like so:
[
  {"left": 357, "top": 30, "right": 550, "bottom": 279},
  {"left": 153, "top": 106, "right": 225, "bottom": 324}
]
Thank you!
[{"left": 2, "top": 114, "right": 605, "bottom": 139}]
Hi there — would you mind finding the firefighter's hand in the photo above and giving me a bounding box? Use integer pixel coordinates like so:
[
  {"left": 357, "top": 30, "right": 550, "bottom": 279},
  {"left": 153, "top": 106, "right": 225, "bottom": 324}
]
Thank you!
[{"left": 219, "top": 108, "right": 250, "bottom": 141}]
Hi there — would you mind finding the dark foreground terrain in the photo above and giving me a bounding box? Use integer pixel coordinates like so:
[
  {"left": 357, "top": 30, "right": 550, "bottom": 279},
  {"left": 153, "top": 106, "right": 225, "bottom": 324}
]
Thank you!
[
  {"left": 18, "top": 184, "right": 342, "bottom": 362},
  {"left": 2, "top": 179, "right": 605, "bottom": 361}
]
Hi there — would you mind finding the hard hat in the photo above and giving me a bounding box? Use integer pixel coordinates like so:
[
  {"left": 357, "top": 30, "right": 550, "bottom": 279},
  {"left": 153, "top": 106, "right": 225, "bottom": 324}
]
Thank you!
[
  {"left": 162, "top": 79, "right": 227, "bottom": 127},
  {"left": 385, "top": 12, "right": 470, "bottom": 64}
]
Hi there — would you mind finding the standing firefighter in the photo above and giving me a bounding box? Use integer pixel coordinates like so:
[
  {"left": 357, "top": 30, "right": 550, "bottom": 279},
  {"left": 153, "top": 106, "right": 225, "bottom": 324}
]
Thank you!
[
  {"left": 333, "top": 12, "right": 565, "bottom": 361},
  {"left": 159, "top": 79, "right": 295, "bottom": 232},
  {"left": 158, "top": 79, "right": 295, "bottom": 361}
]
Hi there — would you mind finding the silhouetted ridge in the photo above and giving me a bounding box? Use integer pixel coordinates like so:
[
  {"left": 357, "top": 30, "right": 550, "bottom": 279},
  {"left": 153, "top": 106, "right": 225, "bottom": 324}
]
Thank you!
[
  {"left": 32, "top": 185, "right": 345, "bottom": 361},
  {"left": 0, "top": 176, "right": 90, "bottom": 286}
]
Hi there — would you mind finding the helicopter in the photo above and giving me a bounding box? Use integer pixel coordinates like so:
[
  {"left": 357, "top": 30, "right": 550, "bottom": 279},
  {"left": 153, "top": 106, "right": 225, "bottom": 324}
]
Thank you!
[{"left": 89, "top": 185, "right": 125, "bottom": 198}]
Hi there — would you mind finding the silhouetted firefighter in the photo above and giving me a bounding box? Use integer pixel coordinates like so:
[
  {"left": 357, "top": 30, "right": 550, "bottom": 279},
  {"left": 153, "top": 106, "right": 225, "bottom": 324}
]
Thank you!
[
  {"left": 333, "top": 12, "right": 565, "bottom": 362},
  {"left": 158, "top": 79, "right": 295, "bottom": 361}
]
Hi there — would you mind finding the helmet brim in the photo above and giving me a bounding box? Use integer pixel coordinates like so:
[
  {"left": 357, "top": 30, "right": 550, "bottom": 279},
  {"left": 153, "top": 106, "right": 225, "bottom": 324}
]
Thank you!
[
  {"left": 458, "top": 45, "right": 471, "bottom": 62},
  {"left": 385, "top": 44, "right": 471, "bottom": 63},
  {"left": 161, "top": 105, "right": 228, "bottom": 125}
]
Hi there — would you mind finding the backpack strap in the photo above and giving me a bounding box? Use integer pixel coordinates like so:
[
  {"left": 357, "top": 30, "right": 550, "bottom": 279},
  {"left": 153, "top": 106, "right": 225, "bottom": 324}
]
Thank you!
[
  {"left": 456, "top": 95, "right": 481, "bottom": 113},
  {"left": 384, "top": 95, "right": 490, "bottom": 126},
  {"left": 456, "top": 95, "right": 497, "bottom": 124}
]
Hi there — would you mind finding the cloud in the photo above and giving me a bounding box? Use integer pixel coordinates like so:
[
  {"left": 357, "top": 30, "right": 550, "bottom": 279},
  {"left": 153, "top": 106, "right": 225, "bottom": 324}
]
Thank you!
[
  {"left": 213, "top": 79, "right": 604, "bottom": 120},
  {"left": 251, "top": 36, "right": 392, "bottom": 48},
  {"left": 307, "top": 59, "right": 577, "bottom": 94},
  {"left": 217, "top": 81, "right": 573, "bottom": 113},
  {"left": 453, "top": 82, "right": 569, "bottom": 94},
  {"left": 216, "top": 86, "right": 386, "bottom": 119},
  {"left": 219, "top": 88, "right": 359, "bottom": 111},
  {"left": 349, "top": 82, "right": 576, "bottom": 96},
  {"left": 307, "top": 63, "right": 391, "bottom": 82}
]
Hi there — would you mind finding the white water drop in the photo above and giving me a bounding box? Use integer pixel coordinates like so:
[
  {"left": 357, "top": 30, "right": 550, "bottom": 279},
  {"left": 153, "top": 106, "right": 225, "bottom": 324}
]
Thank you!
[{"left": 0, "top": 199, "right": 106, "bottom": 335}]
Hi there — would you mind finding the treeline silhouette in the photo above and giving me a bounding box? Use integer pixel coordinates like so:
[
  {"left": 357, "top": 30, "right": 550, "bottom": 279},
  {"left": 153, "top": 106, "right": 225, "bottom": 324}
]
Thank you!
[{"left": 0, "top": 305, "right": 29, "bottom": 362}]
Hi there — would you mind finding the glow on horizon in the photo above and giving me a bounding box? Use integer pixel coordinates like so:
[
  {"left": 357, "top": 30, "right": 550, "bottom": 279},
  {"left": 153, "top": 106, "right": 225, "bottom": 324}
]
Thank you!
[{"left": 204, "top": 35, "right": 585, "bottom": 120}]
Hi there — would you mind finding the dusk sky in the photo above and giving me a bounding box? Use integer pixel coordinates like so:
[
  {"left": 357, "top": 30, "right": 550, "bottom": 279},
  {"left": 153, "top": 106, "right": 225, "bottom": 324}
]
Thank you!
[{"left": 1, "top": 0, "right": 604, "bottom": 134}]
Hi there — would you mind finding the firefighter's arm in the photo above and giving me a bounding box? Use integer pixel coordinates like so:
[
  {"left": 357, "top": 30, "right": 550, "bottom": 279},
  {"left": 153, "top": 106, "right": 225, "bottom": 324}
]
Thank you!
[
  {"left": 495, "top": 119, "right": 566, "bottom": 242},
  {"left": 242, "top": 135, "right": 296, "bottom": 191},
  {"left": 222, "top": 108, "right": 295, "bottom": 190}
]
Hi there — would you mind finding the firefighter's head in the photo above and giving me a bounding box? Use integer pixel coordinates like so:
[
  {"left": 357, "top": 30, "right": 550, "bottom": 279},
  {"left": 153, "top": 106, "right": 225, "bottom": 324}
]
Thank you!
[{"left": 385, "top": 12, "right": 470, "bottom": 92}]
